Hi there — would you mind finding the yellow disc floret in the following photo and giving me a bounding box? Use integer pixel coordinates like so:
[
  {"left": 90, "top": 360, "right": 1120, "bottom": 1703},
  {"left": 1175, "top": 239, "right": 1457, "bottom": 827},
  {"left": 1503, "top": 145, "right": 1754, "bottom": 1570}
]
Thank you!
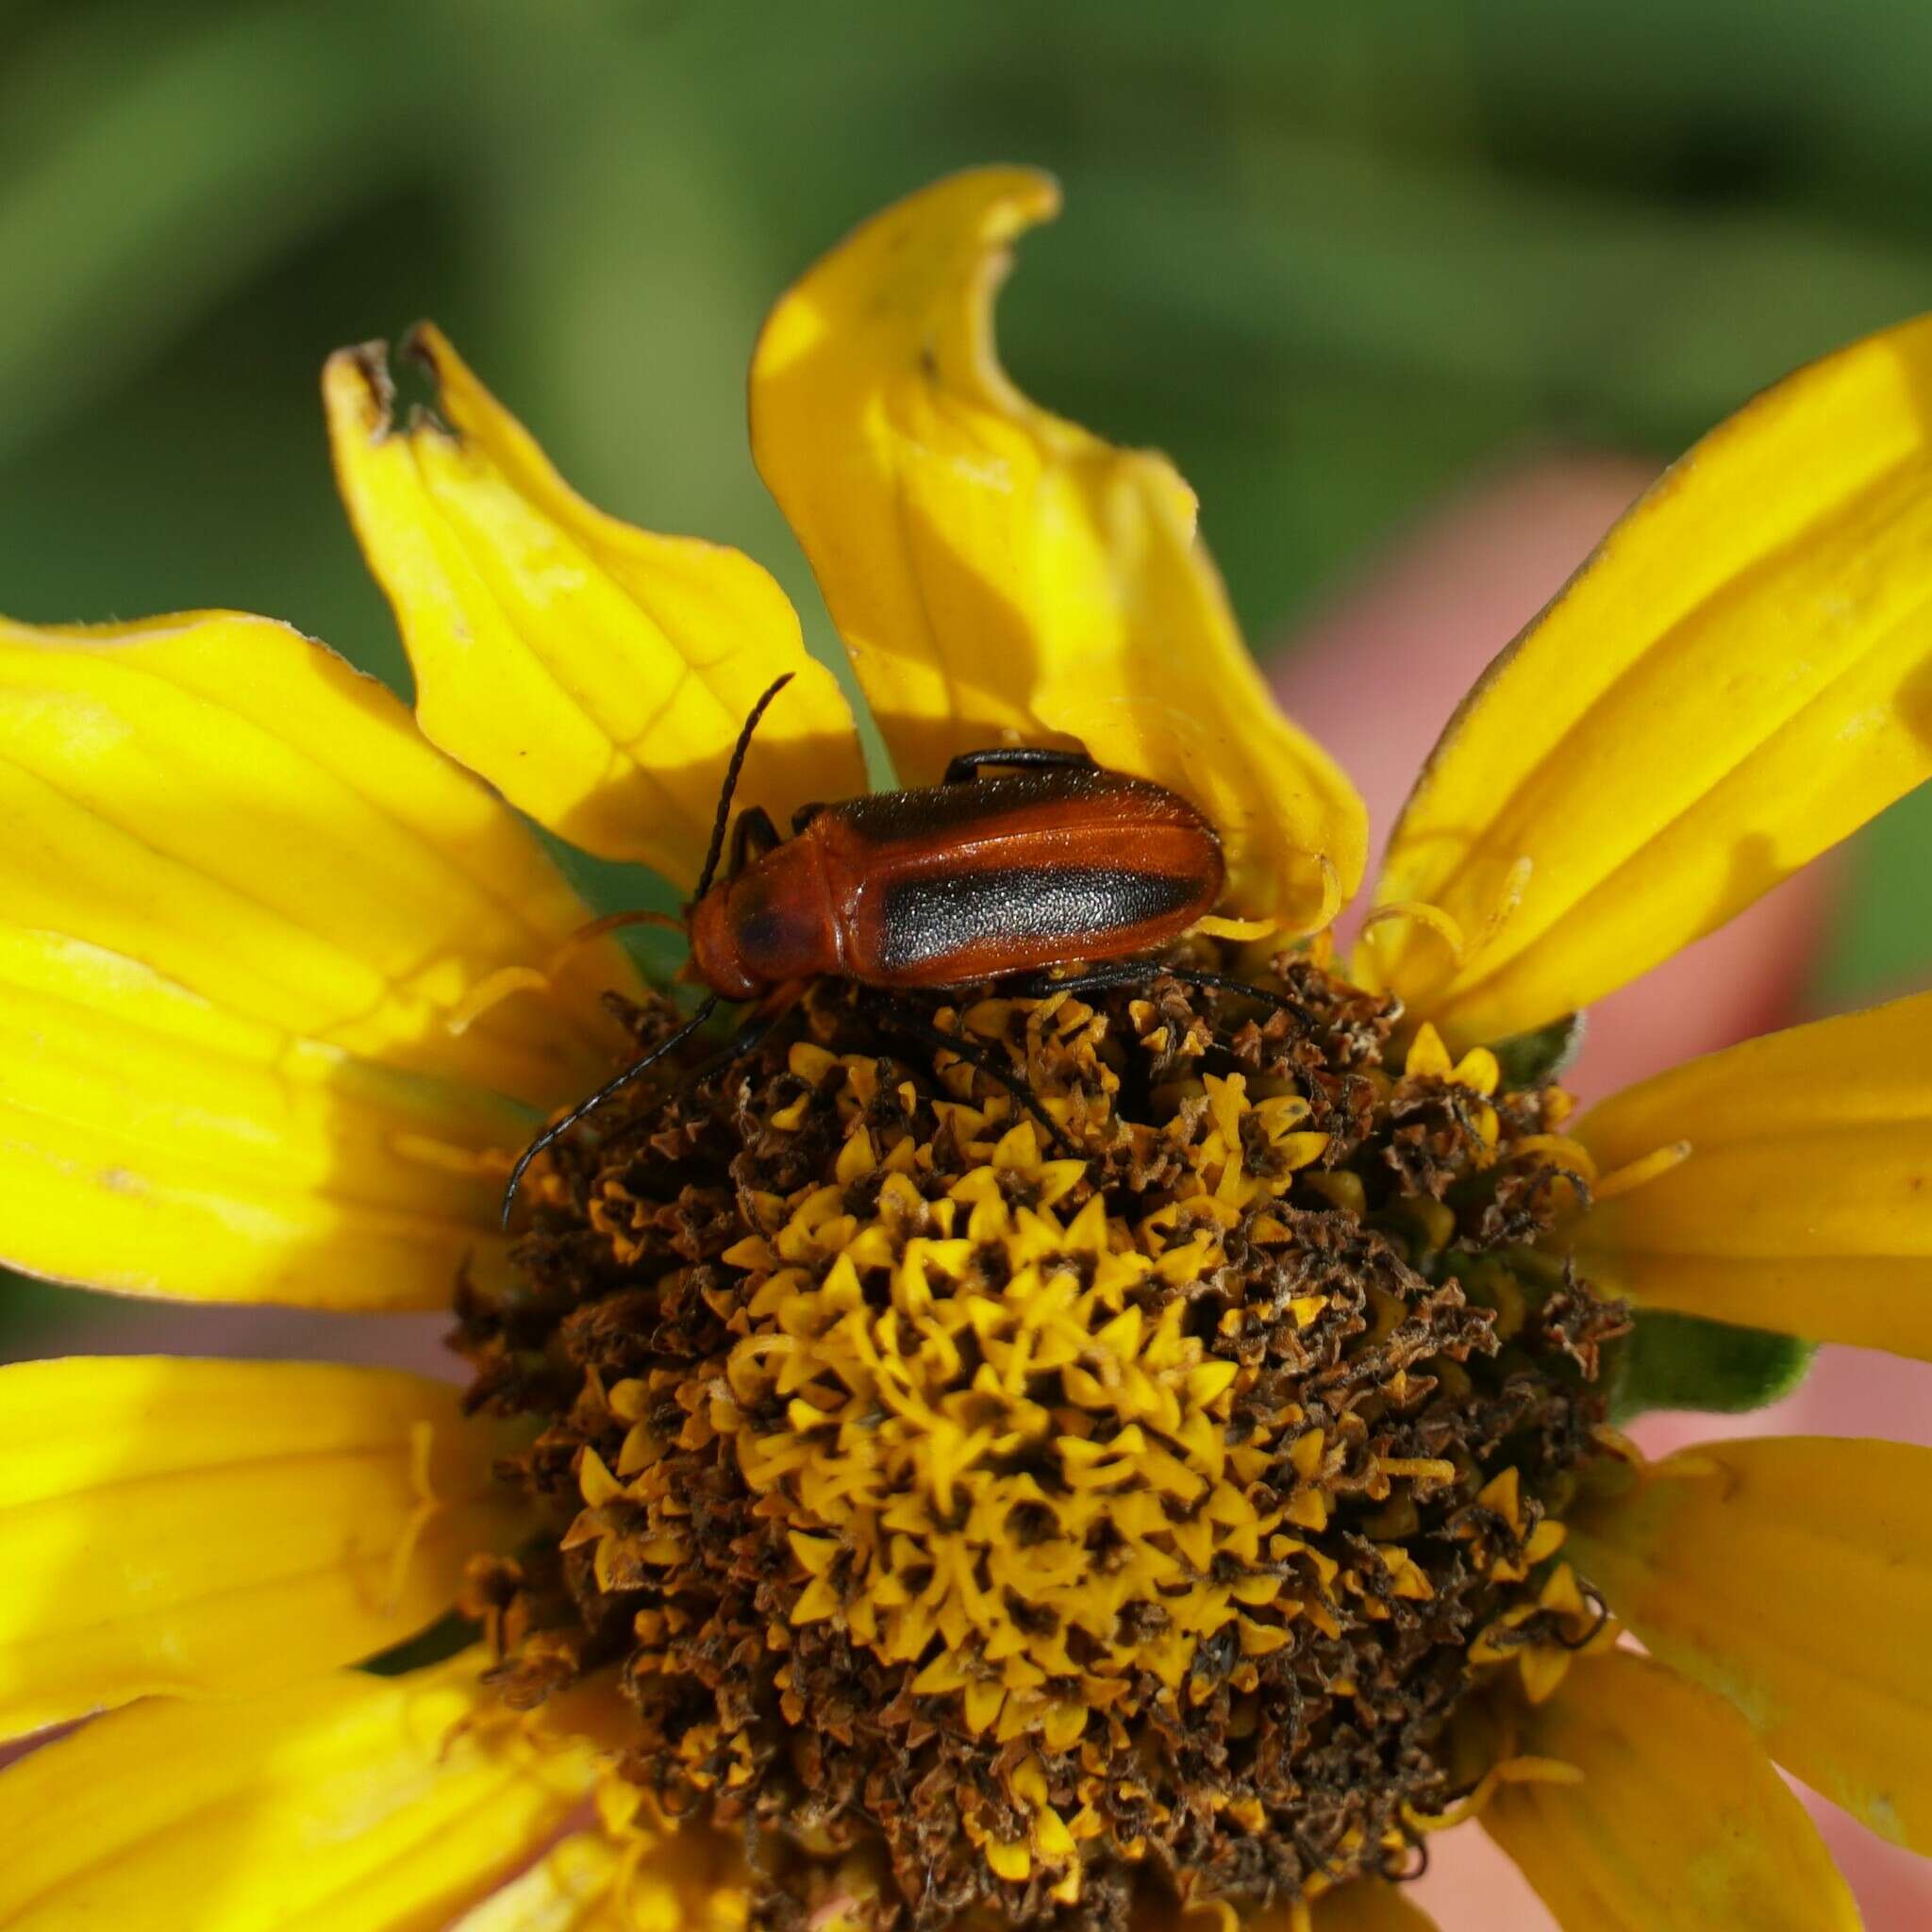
[{"left": 719, "top": 1080, "right": 1326, "bottom": 1745}]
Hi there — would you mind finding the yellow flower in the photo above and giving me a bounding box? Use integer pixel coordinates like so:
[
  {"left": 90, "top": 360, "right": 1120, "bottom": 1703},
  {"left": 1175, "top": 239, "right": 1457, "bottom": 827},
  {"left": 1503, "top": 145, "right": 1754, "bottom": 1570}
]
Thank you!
[{"left": 2, "top": 164, "right": 1929, "bottom": 1932}]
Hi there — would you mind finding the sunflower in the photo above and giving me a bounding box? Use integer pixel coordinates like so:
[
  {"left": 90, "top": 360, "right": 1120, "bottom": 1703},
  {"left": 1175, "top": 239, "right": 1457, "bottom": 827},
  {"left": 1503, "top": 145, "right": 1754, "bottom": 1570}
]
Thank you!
[{"left": 2, "top": 164, "right": 1928, "bottom": 1932}]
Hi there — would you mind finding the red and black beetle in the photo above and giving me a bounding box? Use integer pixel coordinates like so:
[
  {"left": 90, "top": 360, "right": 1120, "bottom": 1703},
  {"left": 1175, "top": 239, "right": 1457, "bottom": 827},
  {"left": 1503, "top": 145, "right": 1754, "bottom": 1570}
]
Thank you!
[
  {"left": 689, "top": 752, "right": 1224, "bottom": 997},
  {"left": 502, "top": 676, "right": 1247, "bottom": 1222}
]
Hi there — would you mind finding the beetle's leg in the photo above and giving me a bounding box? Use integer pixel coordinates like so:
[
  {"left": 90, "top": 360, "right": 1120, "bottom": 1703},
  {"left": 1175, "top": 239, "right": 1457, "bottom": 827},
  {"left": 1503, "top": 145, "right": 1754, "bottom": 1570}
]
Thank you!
[
  {"left": 1012, "top": 962, "right": 1314, "bottom": 1022},
  {"left": 675, "top": 979, "right": 806, "bottom": 1102},
  {"left": 725, "top": 806, "right": 783, "bottom": 879},
  {"left": 790, "top": 801, "right": 825, "bottom": 835},
  {"left": 675, "top": 1008, "right": 784, "bottom": 1100},
  {"left": 941, "top": 745, "right": 1097, "bottom": 785},
  {"left": 502, "top": 994, "right": 724, "bottom": 1227},
  {"left": 867, "top": 996, "right": 1081, "bottom": 1157}
]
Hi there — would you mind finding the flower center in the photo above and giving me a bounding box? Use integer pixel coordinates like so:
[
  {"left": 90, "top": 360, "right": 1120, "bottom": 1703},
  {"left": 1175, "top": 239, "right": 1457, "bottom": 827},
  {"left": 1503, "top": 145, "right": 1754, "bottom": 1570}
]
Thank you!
[{"left": 456, "top": 950, "right": 1627, "bottom": 1932}]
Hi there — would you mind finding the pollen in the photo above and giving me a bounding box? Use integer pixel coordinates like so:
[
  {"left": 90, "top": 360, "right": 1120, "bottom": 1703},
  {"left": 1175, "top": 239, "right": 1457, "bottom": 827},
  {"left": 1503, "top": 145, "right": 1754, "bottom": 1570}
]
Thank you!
[{"left": 454, "top": 951, "right": 1630, "bottom": 1932}]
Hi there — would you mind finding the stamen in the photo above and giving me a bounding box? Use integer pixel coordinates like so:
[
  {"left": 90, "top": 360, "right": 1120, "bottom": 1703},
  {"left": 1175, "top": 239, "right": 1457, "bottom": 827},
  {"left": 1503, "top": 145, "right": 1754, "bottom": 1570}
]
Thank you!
[
  {"left": 389, "top": 1131, "right": 512, "bottom": 1178},
  {"left": 445, "top": 964, "right": 553, "bottom": 1035},
  {"left": 1358, "top": 898, "right": 1467, "bottom": 963},
  {"left": 381, "top": 1419, "right": 445, "bottom": 1615},
  {"left": 1356, "top": 857, "right": 1531, "bottom": 995},
  {"left": 1473, "top": 854, "right": 1535, "bottom": 955},
  {"left": 1406, "top": 1752, "right": 1585, "bottom": 1834},
  {"left": 543, "top": 907, "right": 686, "bottom": 970},
  {"left": 1188, "top": 911, "right": 1280, "bottom": 942},
  {"left": 1379, "top": 1457, "right": 1459, "bottom": 1491},
  {"left": 1282, "top": 853, "right": 1343, "bottom": 941},
  {"left": 445, "top": 910, "right": 687, "bottom": 1037},
  {"left": 1593, "top": 1139, "right": 1692, "bottom": 1200},
  {"left": 1506, "top": 1132, "right": 1599, "bottom": 1184}
]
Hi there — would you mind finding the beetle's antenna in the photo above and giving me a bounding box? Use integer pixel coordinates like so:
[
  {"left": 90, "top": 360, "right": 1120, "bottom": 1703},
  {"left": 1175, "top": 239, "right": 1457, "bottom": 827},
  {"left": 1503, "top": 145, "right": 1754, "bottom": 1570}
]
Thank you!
[
  {"left": 693, "top": 674, "right": 794, "bottom": 902},
  {"left": 501, "top": 993, "right": 723, "bottom": 1227}
]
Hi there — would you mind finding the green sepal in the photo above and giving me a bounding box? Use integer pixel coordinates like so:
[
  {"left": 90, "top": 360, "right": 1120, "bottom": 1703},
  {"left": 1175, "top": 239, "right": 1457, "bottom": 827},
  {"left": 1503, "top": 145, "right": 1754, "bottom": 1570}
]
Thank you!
[
  {"left": 1607, "top": 1308, "right": 1817, "bottom": 1423},
  {"left": 1491, "top": 1011, "right": 1587, "bottom": 1088},
  {"left": 358, "top": 1608, "right": 478, "bottom": 1677}
]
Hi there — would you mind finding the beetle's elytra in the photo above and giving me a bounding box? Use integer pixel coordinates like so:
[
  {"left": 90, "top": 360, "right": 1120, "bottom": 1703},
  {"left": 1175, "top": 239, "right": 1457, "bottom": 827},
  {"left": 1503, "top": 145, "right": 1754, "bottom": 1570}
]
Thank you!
[{"left": 688, "top": 753, "right": 1224, "bottom": 999}]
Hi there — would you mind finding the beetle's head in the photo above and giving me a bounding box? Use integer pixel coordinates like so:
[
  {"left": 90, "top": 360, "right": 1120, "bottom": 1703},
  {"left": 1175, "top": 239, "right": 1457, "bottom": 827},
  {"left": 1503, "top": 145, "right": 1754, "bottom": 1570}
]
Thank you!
[{"left": 688, "top": 882, "right": 764, "bottom": 1002}]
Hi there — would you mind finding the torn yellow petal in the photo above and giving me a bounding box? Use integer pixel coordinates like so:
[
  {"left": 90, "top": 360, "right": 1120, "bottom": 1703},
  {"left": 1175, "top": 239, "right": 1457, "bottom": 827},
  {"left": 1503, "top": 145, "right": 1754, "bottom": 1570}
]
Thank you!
[
  {"left": 751, "top": 167, "right": 1365, "bottom": 925},
  {"left": 0, "top": 1649, "right": 598, "bottom": 1931},
  {"left": 1573, "top": 990, "right": 1932, "bottom": 1358},
  {"left": 326, "top": 330, "right": 863, "bottom": 886},
  {"left": 0, "top": 920, "right": 524, "bottom": 1307},
  {"left": 1482, "top": 1649, "right": 1858, "bottom": 1931},
  {"left": 1569, "top": 1435, "right": 1932, "bottom": 1856},
  {"left": 1308, "top": 1879, "right": 1441, "bottom": 1929},
  {"left": 0, "top": 610, "right": 636, "bottom": 1108},
  {"left": 1370, "top": 311, "right": 1932, "bottom": 1048},
  {"left": 0, "top": 1357, "right": 530, "bottom": 1737}
]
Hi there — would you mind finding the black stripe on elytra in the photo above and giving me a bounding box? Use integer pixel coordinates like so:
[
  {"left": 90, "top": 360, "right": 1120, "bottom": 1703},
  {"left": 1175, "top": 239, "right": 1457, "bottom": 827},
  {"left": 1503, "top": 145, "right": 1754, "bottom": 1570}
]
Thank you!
[
  {"left": 836, "top": 767, "right": 1148, "bottom": 842},
  {"left": 875, "top": 865, "right": 1200, "bottom": 974}
]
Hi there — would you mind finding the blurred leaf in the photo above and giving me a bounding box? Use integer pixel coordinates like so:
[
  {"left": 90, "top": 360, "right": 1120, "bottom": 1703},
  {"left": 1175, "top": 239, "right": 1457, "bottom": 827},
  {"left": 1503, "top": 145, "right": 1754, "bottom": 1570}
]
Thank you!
[
  {"left": 1493, "top": 1013, "right": 1588, "bottom": 1088},
  {"left": 1609, "top": 1310, "right": 1817, "bottom": 1422},
  {"left": 0, "top": 0, "right": 453, "bottom": 469},
  {"left": 1817, "top": 787, "right": 1932, "bottom": 1006}
]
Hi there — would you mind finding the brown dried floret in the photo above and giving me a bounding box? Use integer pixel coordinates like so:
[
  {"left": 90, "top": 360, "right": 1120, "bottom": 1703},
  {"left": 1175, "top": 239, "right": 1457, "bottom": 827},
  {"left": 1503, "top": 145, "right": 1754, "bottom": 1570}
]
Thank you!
[{"left": 451, "top": 949, "right": 1627, "bottom": 1932}]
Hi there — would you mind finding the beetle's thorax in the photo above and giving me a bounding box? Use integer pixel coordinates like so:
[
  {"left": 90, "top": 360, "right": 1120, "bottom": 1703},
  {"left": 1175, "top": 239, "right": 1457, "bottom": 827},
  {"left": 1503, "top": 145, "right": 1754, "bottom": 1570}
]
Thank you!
[{"left": 690, "top": 833, "right": 841, "bottom": 999}]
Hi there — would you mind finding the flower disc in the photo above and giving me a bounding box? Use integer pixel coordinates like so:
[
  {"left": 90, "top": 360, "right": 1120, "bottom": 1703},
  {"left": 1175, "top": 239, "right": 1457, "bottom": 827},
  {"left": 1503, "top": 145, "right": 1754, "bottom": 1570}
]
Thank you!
[{"left": 458, "top": 952, "right": 1625, "bottom": 1930}]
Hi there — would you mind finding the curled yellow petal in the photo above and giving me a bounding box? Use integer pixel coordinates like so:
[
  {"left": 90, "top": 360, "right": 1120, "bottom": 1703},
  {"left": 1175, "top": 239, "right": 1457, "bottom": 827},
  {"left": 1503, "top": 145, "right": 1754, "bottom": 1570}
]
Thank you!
[
  {"left": 0, "top": 610, "right": 636, "bottom": 1108},
  {"left": 1370, "top": 311, "right": 1932, "bottom": 1048},
  {"left": 1482, "top": 1649, "right": 1858, "bottom": 1931},
  {"left": 326, "top": 328, "right": 864, "bottom": 886},
  {"left": 0, "top": 1357, "right": 529, "bottom": 1736},
  {"left": 1573, "top": 989, "right": 1932, "bottom": 1358},
  {"left": 0, "top": 1649, "right": 597, "bottom": 1931},
  {"left": 1569, "top": 1435, "right": 1932, "bottom": 1856},
  {"left": 752, "top": 167, "right": 1365, "bottom": 926}
]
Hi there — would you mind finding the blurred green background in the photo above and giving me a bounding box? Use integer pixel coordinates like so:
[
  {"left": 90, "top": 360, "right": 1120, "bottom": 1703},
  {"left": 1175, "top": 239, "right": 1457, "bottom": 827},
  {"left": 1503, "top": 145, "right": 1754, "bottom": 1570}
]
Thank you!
[{"left": 5, "top": 0, "right": 1931, "bottom": 1339}]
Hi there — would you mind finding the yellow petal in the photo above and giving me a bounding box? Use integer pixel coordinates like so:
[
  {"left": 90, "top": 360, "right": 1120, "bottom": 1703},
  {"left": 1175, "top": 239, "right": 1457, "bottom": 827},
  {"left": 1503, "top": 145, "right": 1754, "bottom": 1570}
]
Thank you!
[
  {"left": 0, "top": 1649, "right": 597, "bottom": 1931},
  {"left": 1369, "top": 311, "right": 1932, "bottom": 1048},
  {"left": 326, "top": 329, "right": 863, "bottom": 887},
  {"left": 751, "top": 167, "right": 1365, "bottom": 925},
  {"left": 1311, "top": 1880, "right": 1441, "bottom": 1929},
  {"left": 0, "top": 610, "right": 636, "bottom": 1108},
  {"left": 1481, "top": 1649, "right": 1858, "bottom": 1931},
  {"left": 449, "top": 1834, "right": 629, "bottom": 1932},
  {"left": 1569, "top": 1435, "right": 1932, "bottom": 1856},
  {"left": 0, "top": 1357, "right": 529, "bottom": 1737},
  {"left": 451, "top": 1824, "right": 750, "bottom": 1932},
  {"left": 1573, "top": 990, "right": 1932, "bottom": 1357},
  {"left": 0, "top": 919, "right": 523, "bottom": 1307}
]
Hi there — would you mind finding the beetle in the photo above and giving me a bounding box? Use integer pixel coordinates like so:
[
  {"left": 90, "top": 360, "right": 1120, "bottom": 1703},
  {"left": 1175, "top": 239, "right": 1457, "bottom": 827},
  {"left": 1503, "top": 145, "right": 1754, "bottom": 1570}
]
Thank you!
[
  {"left": 690, "top": 748, "right": 1224, "bottom": 998},
  {"left": 501, "top": 675, "right": 1250, "bottom": 1224}
]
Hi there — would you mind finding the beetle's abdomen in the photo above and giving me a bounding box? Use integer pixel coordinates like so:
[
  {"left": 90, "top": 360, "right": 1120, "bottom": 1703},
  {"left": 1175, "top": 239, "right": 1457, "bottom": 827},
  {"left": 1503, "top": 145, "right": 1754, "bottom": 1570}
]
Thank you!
[{"left": 819, "top": 768, "right": 1223, "bottom": 988}]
